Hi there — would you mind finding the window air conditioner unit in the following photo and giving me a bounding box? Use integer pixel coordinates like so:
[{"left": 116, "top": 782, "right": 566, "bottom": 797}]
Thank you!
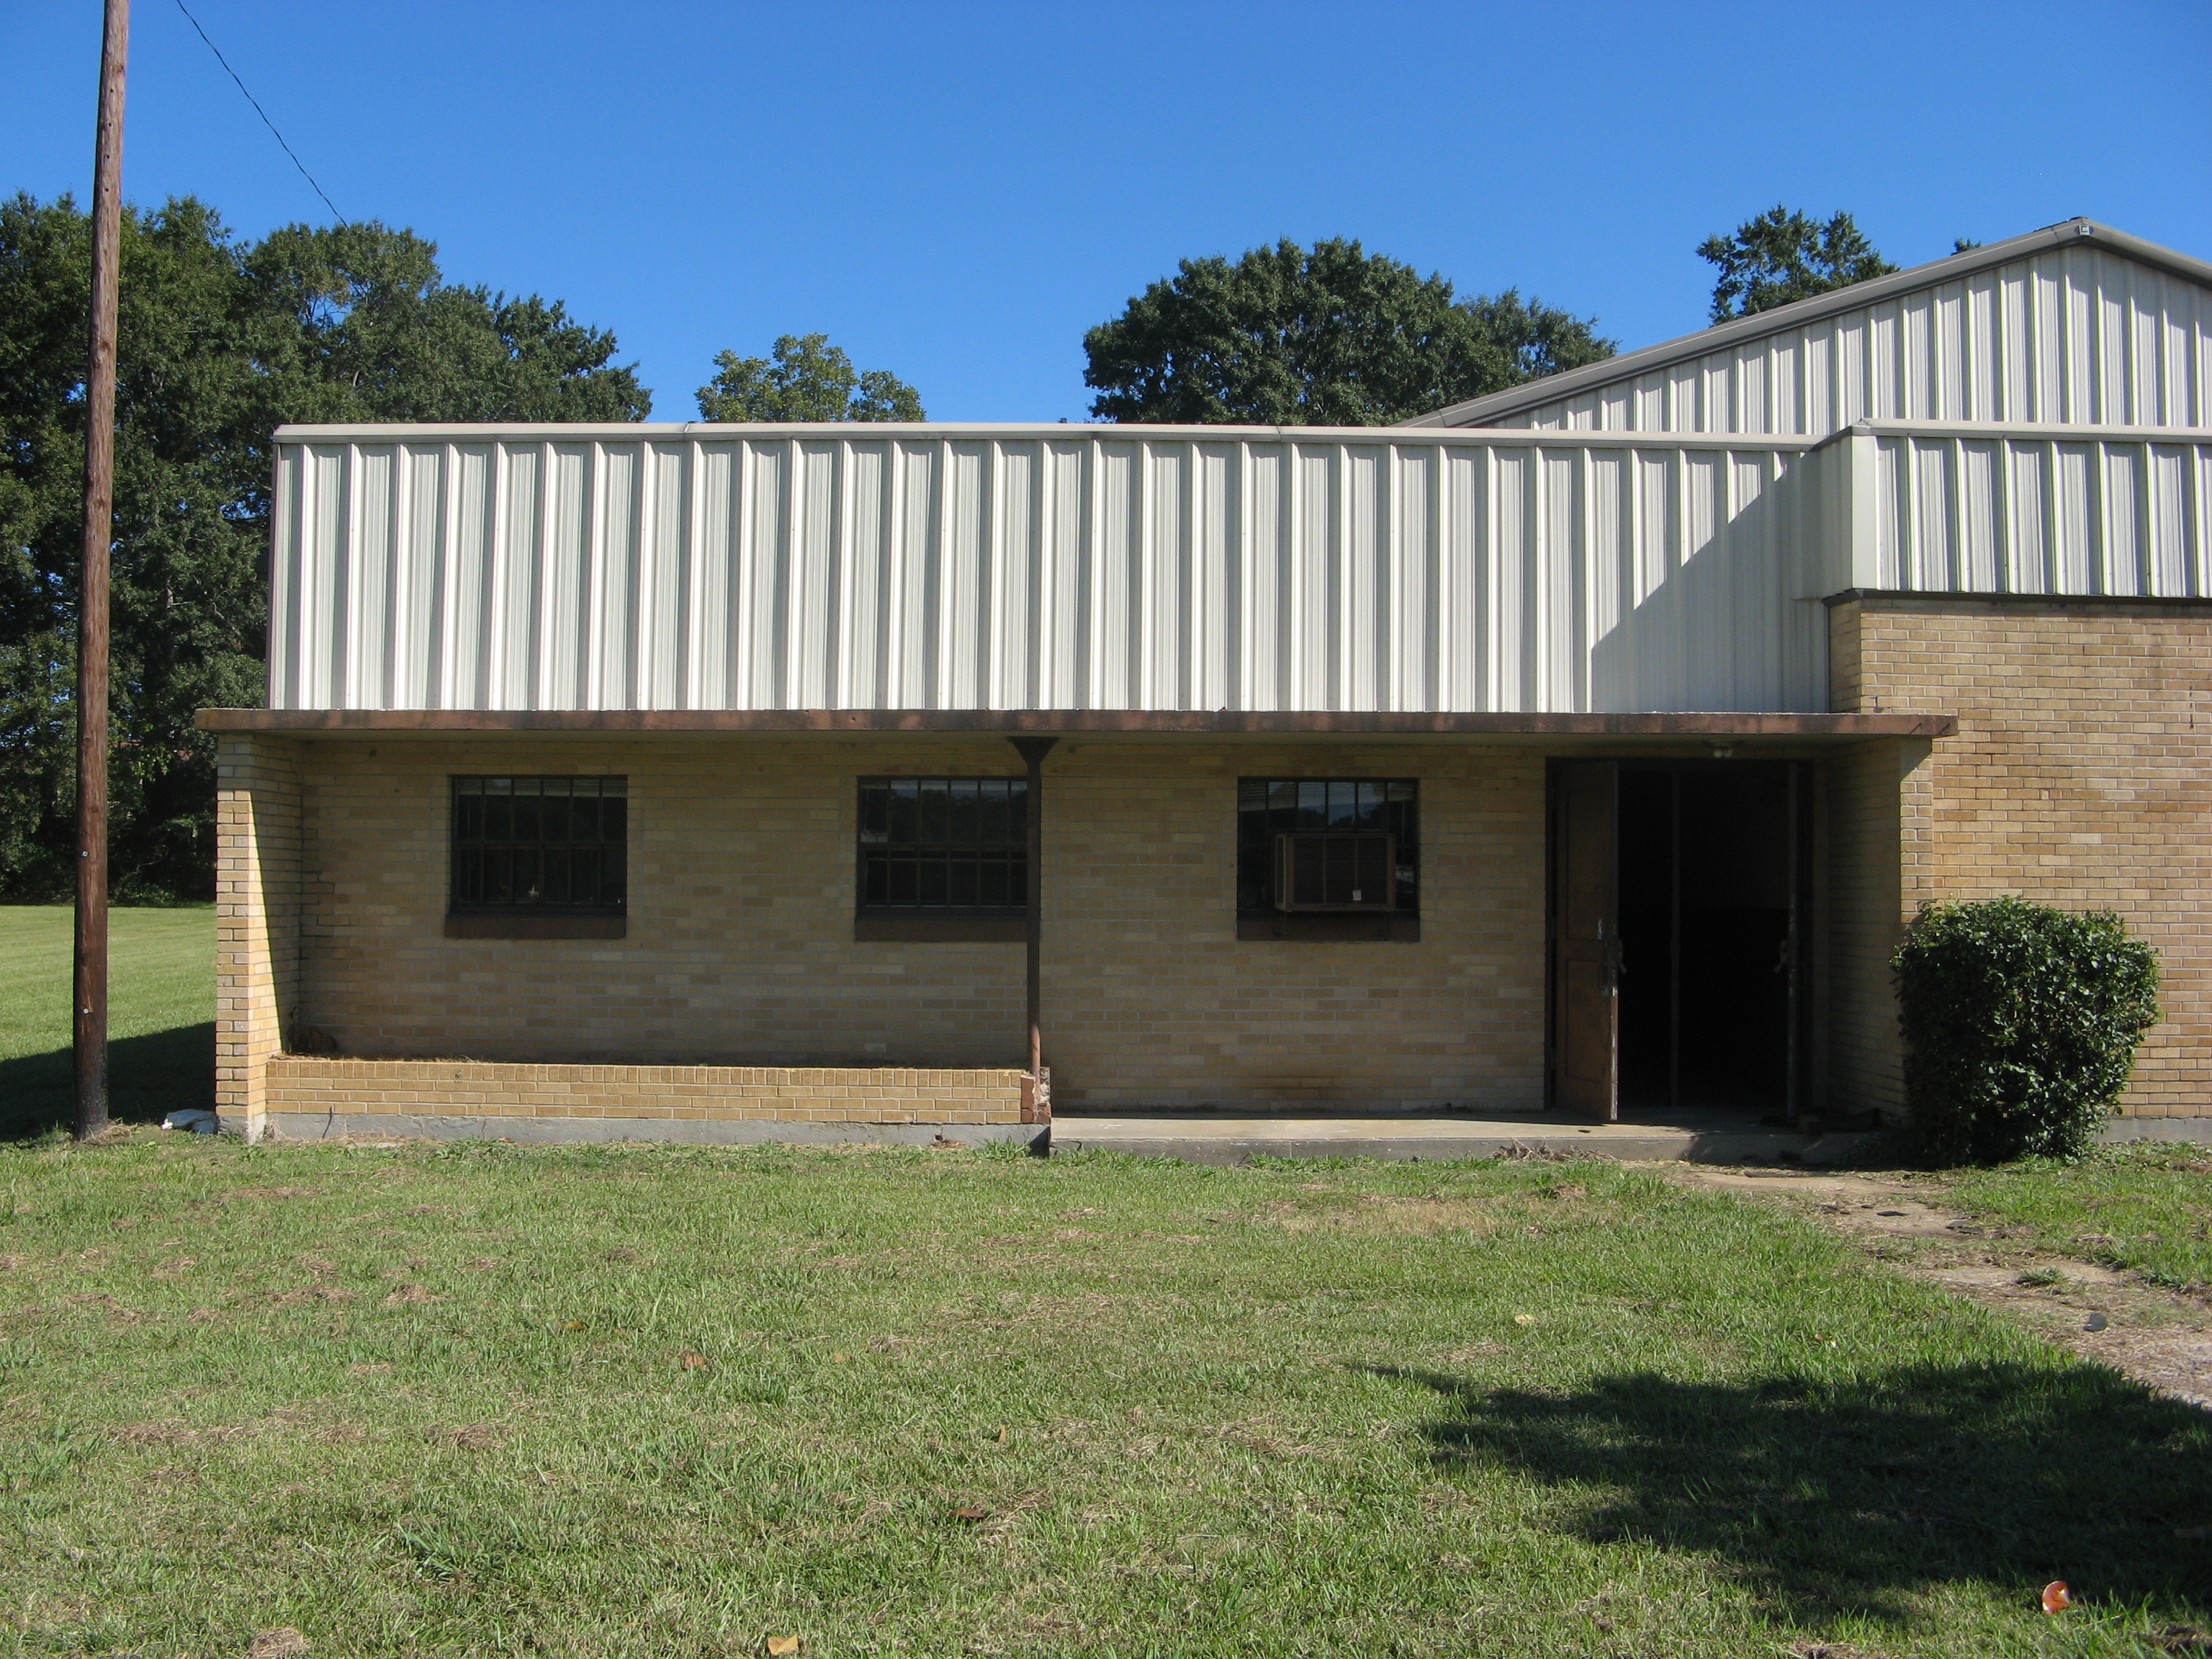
[{"left": 1274, "top": 832, "right": 1395, "bottom": 912}]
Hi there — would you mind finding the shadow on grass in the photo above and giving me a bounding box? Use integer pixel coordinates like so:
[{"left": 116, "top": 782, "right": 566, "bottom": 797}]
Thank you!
[
  {"left": 0, "top": 1022, "right": 213, "bottom": 1141},
  {"left": 1377, "top": 1361, "right": 2212, "bottom": 1622}
]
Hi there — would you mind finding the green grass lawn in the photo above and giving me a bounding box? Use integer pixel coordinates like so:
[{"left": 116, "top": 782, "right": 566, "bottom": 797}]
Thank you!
[
  {"left": 2, "top": 902, "right": 2206, "bottom": 1653},
  {"left": 1941, "top": 1143, "right": 2212, "bottom": 1292},
  {"left": 1, "top": 1135, "right": 2206, "bottom": 1658},
  {"left": 0, "top": 904, "right": 215, "bottom": 1138}
]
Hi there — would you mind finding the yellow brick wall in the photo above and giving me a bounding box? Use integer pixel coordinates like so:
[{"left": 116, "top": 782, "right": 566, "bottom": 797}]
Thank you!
[
  {"left": 1831, "top": 594, "right": 2212, "bottom": 1118},
  {"left": 297, "top": 737, "right": 1025, "bottom": 1073},
  {"left": 274, "top": 736, "right": 1547, "bottom": 1115},
  {"left": 1040, "top": 744, "right": 1545, "bottom": 1112},
  {"left": 1822, "top": 736, "right": 1930, "bottom": 1121},
  {"left": 214, "top": 735, "right": 302, "bottom": 1139},
  {"left": 265, "top": 1058, "right": 1025, "bottom": 1126}
]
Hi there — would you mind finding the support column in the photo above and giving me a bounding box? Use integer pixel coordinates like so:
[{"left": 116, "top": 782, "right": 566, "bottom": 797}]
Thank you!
[
  {"left": 215, "top": 734, "right": 302, "bottom": 1141},
  {"left": 1008, "top": 736, "right": 1057, "bottom": 1123},
  {"left": 1827, "top": 596, "right": 1933, "bottom": 1124}
]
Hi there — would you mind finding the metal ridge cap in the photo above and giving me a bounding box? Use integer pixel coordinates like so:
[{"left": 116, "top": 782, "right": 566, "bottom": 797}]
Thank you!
[
  {"left": 1849, "top": 418, "right": 2212, "bottom": 441},
  {"left": 2080, "top": 221, "right": 2212, "bottom": 289},
  {"left": 266, "top": 420, "right": 1819, "bottom": 451},
  {"left": 1397, "top": 218, "right": 2212, "bottom": 430}
]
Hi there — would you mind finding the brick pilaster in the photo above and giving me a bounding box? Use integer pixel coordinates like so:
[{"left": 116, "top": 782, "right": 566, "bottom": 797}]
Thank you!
[{"left": 215, "top": 734, "right": 302, "bottom": 1140}]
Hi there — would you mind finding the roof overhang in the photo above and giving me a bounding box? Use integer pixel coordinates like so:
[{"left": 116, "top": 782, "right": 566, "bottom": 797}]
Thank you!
[{"left": 197, "top": 708, "right": 1953, "bottom": 740}]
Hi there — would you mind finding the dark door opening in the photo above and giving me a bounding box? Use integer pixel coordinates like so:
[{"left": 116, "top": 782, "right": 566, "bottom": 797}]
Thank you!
[
  {"left": 1615, "top": 763, "right": 1804, "bottom": 1116},
  {"left": 1547, "top": 761, "right": 1620, "bottom": 1122}
]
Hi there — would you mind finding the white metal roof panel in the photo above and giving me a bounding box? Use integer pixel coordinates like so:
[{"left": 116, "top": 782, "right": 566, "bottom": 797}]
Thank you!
[
  {"left": 1403, "top": 220, "right": 2212, "bottom": 437},
  {"left": 266, "top": 423, "right": 1838, "bottom": 717},
  {"left": 264, "top": 418, "right": 2212, "bottom": 720}
]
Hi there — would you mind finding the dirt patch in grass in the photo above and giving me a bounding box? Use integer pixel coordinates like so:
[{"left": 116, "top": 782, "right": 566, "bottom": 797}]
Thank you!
[
  {"left": 1258, "top": 1194, "right": 1506, "bottom": 1236},
  {"left": 431, "top": 1424, "right": 505, "bottom": 1451},
  {"left": 1669, "top": 1166, "right": 2212, "bottom": 1409}
]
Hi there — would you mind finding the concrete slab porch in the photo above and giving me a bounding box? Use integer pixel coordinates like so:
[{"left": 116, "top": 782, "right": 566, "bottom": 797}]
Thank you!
[
  {"left": 1050, "top": 1110, "right": 2212, "bottom": 1166},
  {"left": 1049, "top": 1111, "right": 1879, "bottom": 1166}
]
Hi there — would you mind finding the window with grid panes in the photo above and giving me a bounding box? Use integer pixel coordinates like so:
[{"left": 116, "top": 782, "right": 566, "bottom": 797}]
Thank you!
[
  {"left": 449, "top": 777, "right": 627, "bottom": 914},
  {"left": 1236, "top": 778, "right": 1418, "bottom": 915},
  {"left": 858, "top": 778, "right": 1028, "bottom": 909}
]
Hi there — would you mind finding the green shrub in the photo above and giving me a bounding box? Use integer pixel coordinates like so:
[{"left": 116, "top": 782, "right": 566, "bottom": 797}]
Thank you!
[{"left": 1893, "top": 896, "right": 2159, "bottom": 1163}]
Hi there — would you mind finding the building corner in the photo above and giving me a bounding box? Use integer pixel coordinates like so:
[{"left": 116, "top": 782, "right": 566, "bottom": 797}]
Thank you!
[{"left": 214, "top": 734, "right": 301, "bottom": 1143}]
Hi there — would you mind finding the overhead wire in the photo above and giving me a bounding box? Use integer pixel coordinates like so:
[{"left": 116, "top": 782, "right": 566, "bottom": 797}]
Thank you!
[{"left": 171, "top": 0, "right": 346, "bottom": 224}]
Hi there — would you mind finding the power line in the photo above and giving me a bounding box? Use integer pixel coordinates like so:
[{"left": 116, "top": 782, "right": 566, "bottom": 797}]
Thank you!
[{"left": 171, "top": 0, "right": 345, "bottom": 223}]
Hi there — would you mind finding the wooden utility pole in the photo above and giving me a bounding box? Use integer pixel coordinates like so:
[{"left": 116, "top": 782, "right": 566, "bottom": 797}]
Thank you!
[{"left": 75, "top": 0, "right": 130, "bottom": 1141}]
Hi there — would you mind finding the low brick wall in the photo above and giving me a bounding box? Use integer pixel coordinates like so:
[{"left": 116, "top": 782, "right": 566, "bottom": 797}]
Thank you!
[{"left": 258, "top": 1057, "right": 1035, "bottom": 1144}]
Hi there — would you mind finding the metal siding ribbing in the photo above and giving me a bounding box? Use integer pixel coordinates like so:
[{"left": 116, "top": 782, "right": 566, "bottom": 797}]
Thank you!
[
  {"left": 1861, "top": 429, "right": 2212, "bottom": 597},
  {"left": 269, "top": 425, "right": 1884, "bottom": 716},
  {"left": 1491, "top": 247, "right": 2212, "bottom": 439}
]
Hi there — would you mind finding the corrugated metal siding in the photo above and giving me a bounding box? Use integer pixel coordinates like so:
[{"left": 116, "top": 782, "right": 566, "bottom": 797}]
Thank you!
[
  {"left": 1856, "top": 427, "right": 2212, "bottom": 596},
  {"left": 1489, "top": 246, "right": 2212, "bottom": 438},
  {"left": 267, "top": 426, "right": 1834, "bottom": 715}
]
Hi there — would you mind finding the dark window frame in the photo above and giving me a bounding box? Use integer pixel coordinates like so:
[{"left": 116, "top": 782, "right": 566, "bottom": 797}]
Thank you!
[
  {"left": 855, "top": 775, "right": 1029, "bottom": 943},
  {"left": 1238, "top": 777, "right": 1420, "bottom": 943},
  {"left": 446, "top": 775, "right": 628, "bottom": 940}
]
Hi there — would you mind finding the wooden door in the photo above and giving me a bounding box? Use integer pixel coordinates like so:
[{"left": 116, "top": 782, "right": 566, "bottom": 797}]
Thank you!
[{"left": 1551, "top": 761, "right": 1620, "bottom": 1122}]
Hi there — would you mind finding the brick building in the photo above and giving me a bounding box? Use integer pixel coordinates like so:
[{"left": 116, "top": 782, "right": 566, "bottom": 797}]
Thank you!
[{"left": 203, "top": 218, "right": 2212, "bottom": 1145}]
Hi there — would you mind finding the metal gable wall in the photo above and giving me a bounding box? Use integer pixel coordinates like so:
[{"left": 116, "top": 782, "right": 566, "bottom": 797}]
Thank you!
[
  {"left": 266, "top": 426, "right": 1837, "bottom": 716},
  {"left": 1478, "top": 244, "right": 2212, "bottom": 439},
  {"left": 1845, "top": 423, "right": 2212, "bottom": 598}
]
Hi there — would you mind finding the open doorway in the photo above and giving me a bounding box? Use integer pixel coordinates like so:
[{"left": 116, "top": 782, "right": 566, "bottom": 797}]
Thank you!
[{"left": 1615, "top": 763, "right": 1804, "bottom": 1115}]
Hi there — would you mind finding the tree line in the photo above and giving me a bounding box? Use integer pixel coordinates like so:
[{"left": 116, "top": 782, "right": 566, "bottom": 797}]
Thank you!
[{"left": 0, "top": 194, "right": 1896, "bottom": 902}]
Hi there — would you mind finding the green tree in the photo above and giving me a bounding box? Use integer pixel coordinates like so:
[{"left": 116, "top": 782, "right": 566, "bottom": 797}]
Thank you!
[
  {"left": 1081, "top": 237, "right": 1612, "bottom": 426},
  {"left": 245, "top": 220, "right": 648, "bottom": 423},
  {"left": 0, "top": 192, "right": 648, "bottom": 902},
  {"left": 1696, "top": 207, "right": 1899, "bottom": 323},
  {"left": 696, "top": 333, "right": 925, "bottom": 422}
]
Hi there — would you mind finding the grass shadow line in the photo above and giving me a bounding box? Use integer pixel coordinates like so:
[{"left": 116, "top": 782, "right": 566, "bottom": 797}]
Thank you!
[
  {"left": 0, "top": 1022, "right": 214, "bottom": 1141},
  {"left": 1366, "top": 1359, "right": 2212, "bottom": 1624}
]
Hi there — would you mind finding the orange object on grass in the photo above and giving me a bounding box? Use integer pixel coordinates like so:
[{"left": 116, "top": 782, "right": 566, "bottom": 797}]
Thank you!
[{"left": 2041, "top": 1581, "right": 2073, "bottom": 1614}]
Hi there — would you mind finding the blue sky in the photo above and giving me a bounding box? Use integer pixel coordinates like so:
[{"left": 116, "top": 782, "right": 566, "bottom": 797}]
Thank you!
[{"left": 6, "top": 1, "right": 2208, "bottom": 423}]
